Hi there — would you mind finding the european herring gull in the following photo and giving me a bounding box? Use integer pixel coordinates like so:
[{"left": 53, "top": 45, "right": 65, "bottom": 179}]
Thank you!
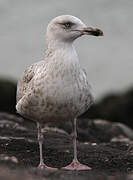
[{"left": 16, "top": 15, "right": 103, "bottom": 170}]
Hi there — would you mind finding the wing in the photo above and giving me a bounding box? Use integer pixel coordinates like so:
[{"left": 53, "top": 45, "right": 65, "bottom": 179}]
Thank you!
[
  {"left": 82, "top": 68, "right": 95, "bottom": 105},
  {"left": 16, "top": 61, "right": 43, "bottom": 103}
]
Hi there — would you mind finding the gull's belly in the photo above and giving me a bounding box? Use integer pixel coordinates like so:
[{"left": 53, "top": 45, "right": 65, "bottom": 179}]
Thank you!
[
  {"left": 17, "top": 75, "right": 93, "bottom": 123},
  {"left": 35, "top": 82, "right": 89, "bottom": 122}
]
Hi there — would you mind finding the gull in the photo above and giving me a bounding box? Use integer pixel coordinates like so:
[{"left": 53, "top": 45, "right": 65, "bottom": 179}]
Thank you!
[{"left": 16, "top": 15, "right": 103, "bottom": 170}]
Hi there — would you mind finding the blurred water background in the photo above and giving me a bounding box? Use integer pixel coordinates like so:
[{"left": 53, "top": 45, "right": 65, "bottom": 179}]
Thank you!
[{"left": 0, "top": 0, "right": 133, "bottom": 99}]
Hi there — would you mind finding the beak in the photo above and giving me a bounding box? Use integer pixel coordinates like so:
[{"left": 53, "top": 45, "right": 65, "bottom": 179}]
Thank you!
[{"left": 81, "top": 27, "right": 104, "bottom": 36}]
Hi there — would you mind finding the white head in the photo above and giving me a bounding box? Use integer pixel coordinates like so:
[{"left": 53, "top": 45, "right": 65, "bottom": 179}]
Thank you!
[{"left": 46, "top": 15, "right": 103, "bottom": 43}]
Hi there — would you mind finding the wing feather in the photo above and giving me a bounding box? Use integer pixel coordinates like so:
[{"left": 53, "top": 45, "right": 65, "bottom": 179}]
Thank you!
[{"left": 16, "top": 61, "right": 43, "bottom": 103}]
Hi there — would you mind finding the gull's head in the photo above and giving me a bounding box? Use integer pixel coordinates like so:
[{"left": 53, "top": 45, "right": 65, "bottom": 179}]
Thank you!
[{"left": 46, "top": 15, "right": 103, "bottom": 43}]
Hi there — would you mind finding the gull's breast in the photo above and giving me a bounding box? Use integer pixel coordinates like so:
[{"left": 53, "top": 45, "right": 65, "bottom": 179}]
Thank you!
[{"left": 17, "top": 67, "right": 93, "bottom": 123}]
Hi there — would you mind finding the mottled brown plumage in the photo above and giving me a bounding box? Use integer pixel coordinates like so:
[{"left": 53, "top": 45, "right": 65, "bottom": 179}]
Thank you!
[{"left": 16, "top": 15, "right": 103, "bottom": 170}]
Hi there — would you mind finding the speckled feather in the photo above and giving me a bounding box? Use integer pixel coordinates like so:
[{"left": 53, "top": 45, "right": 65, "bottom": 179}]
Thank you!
[{"left": 16, "top": 15, "right": 94, "bottom": 123}]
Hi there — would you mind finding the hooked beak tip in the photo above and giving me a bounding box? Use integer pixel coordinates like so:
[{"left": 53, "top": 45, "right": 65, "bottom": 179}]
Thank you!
[{"left": 82, "top": 27, "right": 104, "bottom": 37}]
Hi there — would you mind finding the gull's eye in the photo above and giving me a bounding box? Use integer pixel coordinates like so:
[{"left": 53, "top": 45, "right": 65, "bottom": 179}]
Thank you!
[
  {"left": 65, "top": 23, "right": 71, "bottom": 28},
  {"left": 63, "top": 22, "right": 74, "bottom": 29}
]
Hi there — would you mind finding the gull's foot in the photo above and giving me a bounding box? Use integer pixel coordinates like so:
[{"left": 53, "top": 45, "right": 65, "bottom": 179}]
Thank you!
[
  {"left": 38, "top": 163, "right": 58, "bottom": 170},
  {"left": 62, "top": 160, "right": 92, "bottom": 171}
]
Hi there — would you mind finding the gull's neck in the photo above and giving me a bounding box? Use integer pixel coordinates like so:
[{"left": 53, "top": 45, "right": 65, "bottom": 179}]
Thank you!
[
  {"left": 45, "top": 36, "right": 73, "bottom": 51},
  {"left": 45, "top": 37, "right": 79, "bottom": 62},
  {"left": 44, "top": 37, "right": 81, "bottom": 75}
]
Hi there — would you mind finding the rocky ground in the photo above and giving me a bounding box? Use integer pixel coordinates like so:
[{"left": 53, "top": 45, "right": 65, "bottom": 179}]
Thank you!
[
  {"left": 81, "top": 87, "right": 133, "bottom": 129},
  {"left": 1, "top": 113, "right": 133, "bottom": 180}
]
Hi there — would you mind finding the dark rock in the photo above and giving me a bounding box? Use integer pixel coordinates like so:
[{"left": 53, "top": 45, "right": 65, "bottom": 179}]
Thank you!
[
  {"left": 113, "top": 123, "right": 133, "bottom": 140},
  {"left": 81, "top": 87, "right": 133, "bottom": 129},
  {"left": 0, "top": 167, "right": 131, "bottom": 180},
  {"left": 56, "top": 118, "right": 133, "bottom": 143},
  {"left": 0, "top": 78, "right": 17, "bottom": 113},
  {"left": 1, "top": 112, "right": 133, "bottom": 179},
  {"left": 0, "top": 154, "right": 19, "bottom": 168}
]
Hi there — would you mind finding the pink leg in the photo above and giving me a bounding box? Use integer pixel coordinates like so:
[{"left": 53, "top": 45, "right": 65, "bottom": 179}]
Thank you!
[
  {"left": 37, "top": 123, "right": 58, "bottom": 170},
  {"left": 62, "top": 119, "right": 91, "bottom": 170}
]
